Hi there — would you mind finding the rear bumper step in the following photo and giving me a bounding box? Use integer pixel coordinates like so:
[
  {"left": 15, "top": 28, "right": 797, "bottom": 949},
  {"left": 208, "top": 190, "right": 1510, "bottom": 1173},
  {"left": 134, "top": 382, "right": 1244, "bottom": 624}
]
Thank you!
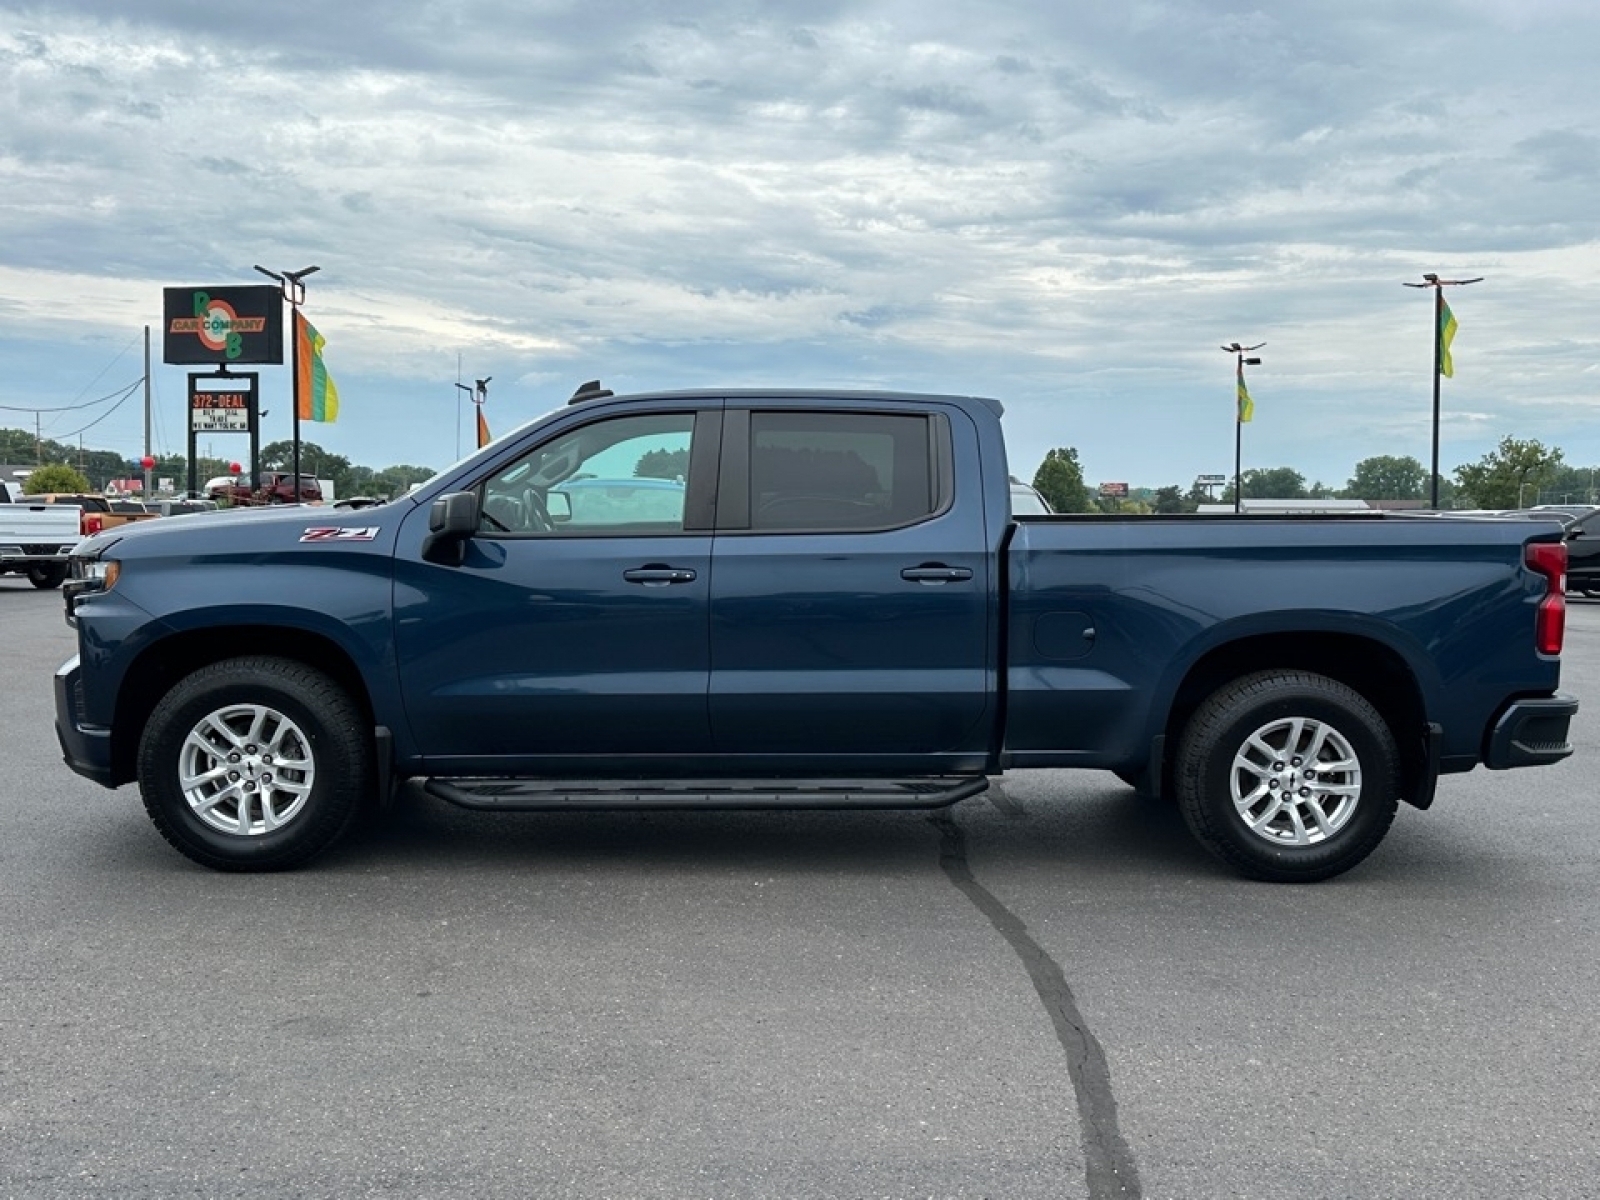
[
  {"left": 423, "top": 776, "right": 989, "bottom": 813},
  {"left": 1485, "top": 692, "right": 1579, "bottom": 769}
]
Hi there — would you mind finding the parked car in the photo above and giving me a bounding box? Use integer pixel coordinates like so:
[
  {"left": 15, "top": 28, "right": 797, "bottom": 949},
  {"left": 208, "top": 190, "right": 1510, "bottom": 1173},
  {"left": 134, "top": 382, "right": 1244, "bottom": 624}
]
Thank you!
[
  {"left": 548, "top": 477, "right": 687, "bottom": 527},
  {"left": 1537, "top": 508, "right": 1600, "bottom": 597},
  {"left": 0, "top": 500, "right": 80, "bottom": 587},
  {"left": 1009, "top": 478, "right": 1054, "bottom": 516},
  {"left": 206, "top": 472, "right": 323, "bottom": 506},
  {"left": 58, "top": 384, "right": 1575, "bottom": 882},
  {"left": 29, "top": 493, "right": 159, "bottom": 536},
  {"left": 150, "top": 498, "right": 221, "bottom": 518}
]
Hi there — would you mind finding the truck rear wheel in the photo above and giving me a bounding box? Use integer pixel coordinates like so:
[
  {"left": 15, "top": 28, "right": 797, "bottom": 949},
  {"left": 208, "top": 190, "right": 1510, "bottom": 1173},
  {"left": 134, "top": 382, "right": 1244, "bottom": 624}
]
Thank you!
[
  {"left": 1174, "top": 670, "right": 1399, "bottom": 882},
  {"left": 27, "top": 563, "right": 68, "bottom": 589},
  {"left": 136, "top": 657, "right": 372, "bottom": 872}
]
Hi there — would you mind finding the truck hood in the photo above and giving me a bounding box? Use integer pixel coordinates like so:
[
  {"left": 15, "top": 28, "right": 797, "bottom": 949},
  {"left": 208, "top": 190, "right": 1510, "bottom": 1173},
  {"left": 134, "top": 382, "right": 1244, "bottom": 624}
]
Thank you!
[{"left": 74, "top": 500, "right": 409, "bottom": 561}]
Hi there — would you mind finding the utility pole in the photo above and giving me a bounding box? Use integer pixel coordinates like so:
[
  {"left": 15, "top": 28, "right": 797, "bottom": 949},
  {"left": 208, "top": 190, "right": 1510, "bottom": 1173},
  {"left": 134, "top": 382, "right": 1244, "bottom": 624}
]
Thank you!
[
  {"left": 1403, "top": 272, "right": 1482, "bottom": 509},
  {"left": 253, "top": 264, "right": 320, "bottom": 501},
  {"left": 142, "top": 325, "right": 153, "bottom": 497},
  {"left": 1222, "top": 342, "right": 1264, "bottom": 514}
]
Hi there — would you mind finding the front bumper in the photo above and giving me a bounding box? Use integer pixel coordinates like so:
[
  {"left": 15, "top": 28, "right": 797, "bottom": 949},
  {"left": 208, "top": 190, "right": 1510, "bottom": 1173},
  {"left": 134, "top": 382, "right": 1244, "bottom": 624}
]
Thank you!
[
  {"left": 54, "top": 654, "right": 116, "bottom": 788},
  {"left": 1485, "top": 692, "right": 1579, "bottom": 769}
]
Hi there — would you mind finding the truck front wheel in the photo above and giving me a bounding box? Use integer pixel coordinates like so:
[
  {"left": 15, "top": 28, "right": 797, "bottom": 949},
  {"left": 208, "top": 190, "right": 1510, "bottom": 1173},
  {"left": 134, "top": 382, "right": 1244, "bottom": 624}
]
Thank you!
[
  {"left": 27, "top": 563, "right": 68, "bottom": 589},
  {"left": 136, "top": 657, "right": 372, "bottom": 871},
  {"left": 1174, "top": 670, "right": 1399, "bottom": 882}
]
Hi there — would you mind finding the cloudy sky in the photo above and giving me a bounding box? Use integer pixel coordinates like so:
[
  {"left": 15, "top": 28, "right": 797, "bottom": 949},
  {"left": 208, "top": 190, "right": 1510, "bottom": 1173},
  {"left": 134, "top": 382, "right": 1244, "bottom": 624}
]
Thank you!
[{"left": 2, "top": 0, "right": 1598, "bottom": 492}]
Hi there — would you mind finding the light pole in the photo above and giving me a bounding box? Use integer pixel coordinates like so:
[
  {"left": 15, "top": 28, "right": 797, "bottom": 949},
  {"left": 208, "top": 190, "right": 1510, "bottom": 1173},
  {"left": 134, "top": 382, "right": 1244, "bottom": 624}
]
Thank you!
[
  {"left": 454, "top": 376, "right": 492, "bottom": 453},
  {"left": 453, "top": 381, "right": 471, "bottom": 459},
  {"left": 473, "top": 377, "right": 491, "bottom": 448},
  {"left": 253, "top": 263, "right": 320, "bottom": 500},
  {"left": 1222, "top": 342, "right": 1264, "bottom": 514},
  {"left": 1403, "top": 272, "right": 1482, "bottom": 509}
]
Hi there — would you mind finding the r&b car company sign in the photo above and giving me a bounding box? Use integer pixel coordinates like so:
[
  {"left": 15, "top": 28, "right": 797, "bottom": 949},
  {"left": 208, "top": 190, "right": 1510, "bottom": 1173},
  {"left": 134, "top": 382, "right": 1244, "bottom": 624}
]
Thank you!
[{"left": 162, "top": 285, "right": 284, "bottom": 365}]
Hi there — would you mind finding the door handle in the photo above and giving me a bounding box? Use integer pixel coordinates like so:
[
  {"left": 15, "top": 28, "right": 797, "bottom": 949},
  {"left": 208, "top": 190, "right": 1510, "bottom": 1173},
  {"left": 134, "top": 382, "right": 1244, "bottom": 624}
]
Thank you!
[
  {"left": 900, "top": 565, "right": 974, "bottom": 584},
  {"left": 624, "top": 566, "right": 698, "bottom": 586}
]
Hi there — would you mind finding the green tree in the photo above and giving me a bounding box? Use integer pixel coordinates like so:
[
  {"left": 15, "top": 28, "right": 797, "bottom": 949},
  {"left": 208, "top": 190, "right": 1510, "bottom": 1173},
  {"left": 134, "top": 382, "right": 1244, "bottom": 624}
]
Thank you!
[
  {"left": 23, "top": 462, "right": 92, "bottom": 493},
  {"left": 1032, "top": 448, "right": 1092, "bottom": 513},
  {"left": 1220, "top": 467, "right": 1308, "bottom": 504},
  {"left": 370, "top": 465, "right": 435, "bottom": 499},
  {"left": 1343, "top": 455, "right": 1426, "bottom": 501},
  {"left": 1152, "top": 485, "right": 1190, "bottom": 514},
  {"left": 1536, "top": 464, "right": 1600, "bottom": 507},
  {"left": 261, "top": 439, "right": 351, "bottom": 482},
  {"left": 1245, "top": 467, "right": 1308, "bottom": 498},
  {"left": 635, "top": 448, "right": 689, "bottom": 480},
  {"left": 1453, "top": 437, "right": 1564, "bottom": 509}
]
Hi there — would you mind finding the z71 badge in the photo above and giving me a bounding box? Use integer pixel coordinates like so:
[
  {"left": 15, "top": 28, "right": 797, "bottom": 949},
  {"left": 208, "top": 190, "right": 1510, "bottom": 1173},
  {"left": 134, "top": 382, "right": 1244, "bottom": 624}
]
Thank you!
[{"left": 299, "top": 526, "right": 380, "bottom": 543}]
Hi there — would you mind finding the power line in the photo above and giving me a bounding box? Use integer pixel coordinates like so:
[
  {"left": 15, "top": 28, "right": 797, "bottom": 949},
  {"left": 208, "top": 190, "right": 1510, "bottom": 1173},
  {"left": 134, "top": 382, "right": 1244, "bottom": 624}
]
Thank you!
[
  {"left": 51, "top": 379, "right": 143, "bottom": 441},
  {"left": 0, "top": 377, "right": 145, "bottom": 413}
]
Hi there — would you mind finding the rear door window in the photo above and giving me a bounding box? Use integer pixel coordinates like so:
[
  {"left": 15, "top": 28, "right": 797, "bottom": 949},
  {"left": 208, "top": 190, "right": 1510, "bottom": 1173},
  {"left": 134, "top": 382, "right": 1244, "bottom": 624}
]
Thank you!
[{"left": 742, "top": 411, "right": 939, "bottom": 532}]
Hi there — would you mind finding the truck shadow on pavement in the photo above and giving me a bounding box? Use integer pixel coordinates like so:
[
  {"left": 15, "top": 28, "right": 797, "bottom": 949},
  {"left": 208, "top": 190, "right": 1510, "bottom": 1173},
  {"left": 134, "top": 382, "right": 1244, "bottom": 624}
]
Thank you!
[{"left": 320, "top": 773, "right": 1220, "bottom": 880}]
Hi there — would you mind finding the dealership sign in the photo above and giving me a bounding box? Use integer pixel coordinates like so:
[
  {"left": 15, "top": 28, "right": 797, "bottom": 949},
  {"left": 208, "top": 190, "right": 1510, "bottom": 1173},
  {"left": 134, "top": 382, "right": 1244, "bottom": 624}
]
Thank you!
[
  {"left": 192, "top": 390, "right": 252, "bottom": 431},
  {"left": 162, "top": 285, "right": 284, "bottom": 365},
  {"left": 185, "top": 372, "right": 260, "bottom": 496}
]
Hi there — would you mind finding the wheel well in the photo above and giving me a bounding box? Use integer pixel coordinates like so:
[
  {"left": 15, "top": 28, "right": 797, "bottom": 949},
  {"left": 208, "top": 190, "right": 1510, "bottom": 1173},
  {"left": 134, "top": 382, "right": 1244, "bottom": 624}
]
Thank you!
[
  {"left": 1162, "top": 632, "right": 1432, "bottom": 808},
  {"left": 110, "top": 626, "right": 375, "bottom": 785}
]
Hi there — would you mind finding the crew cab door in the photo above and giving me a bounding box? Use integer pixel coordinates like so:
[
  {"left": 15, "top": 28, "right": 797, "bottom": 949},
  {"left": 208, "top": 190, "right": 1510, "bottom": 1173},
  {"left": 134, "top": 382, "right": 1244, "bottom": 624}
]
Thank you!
[
  {"left": 393, "top": 405, "right": 720, "bottom": 767},
  {"left": 707, "top": 401, "right": 995, "bottom": 762}
]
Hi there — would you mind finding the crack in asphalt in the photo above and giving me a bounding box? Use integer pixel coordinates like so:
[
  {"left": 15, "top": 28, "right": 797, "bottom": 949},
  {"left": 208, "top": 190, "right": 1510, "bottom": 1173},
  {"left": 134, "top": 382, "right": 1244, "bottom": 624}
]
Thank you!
[
  {"left": 986, "top": 779, "right": 1027, "bottom": 818},
  {"left": 933, "top": 812, "right": 1143, "bottom": 1199}
]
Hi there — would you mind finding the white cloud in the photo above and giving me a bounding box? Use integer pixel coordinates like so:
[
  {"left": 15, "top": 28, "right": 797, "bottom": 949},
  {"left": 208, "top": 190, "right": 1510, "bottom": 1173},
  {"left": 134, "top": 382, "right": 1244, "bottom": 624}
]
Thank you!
[{"left": 1, "top": 0, "right": 1598, "bottom": 487}]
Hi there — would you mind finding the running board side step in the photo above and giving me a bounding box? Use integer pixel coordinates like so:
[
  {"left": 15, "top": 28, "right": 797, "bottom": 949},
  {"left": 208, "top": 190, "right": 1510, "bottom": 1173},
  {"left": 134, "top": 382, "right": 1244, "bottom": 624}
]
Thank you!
[{"left": 423, "top": 776, "right": 989, "bottom": 813}]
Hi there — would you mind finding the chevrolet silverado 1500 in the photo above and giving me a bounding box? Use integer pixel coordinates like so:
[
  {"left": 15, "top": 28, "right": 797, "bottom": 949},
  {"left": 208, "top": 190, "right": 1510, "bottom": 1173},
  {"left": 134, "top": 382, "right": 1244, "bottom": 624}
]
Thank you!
[{"left": 55, "top": 386, "right": 1577, "bottom": 880}]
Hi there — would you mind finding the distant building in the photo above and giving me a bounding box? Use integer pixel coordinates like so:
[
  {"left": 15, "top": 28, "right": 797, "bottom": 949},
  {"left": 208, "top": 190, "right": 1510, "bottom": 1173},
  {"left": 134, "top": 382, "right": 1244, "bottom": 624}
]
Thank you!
[{"left": 1197, "top": 498, "right": 1375, "bottom": 515}]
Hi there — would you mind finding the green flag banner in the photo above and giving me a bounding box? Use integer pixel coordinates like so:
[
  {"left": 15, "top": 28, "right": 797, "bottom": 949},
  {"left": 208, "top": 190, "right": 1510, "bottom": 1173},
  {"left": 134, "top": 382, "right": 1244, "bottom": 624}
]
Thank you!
[
  {"left": 295, "top": 311, "right": 341, "bottom": 423},
  {"left": 1439, "top": 298, "right": 1458, "bottom": 379}
]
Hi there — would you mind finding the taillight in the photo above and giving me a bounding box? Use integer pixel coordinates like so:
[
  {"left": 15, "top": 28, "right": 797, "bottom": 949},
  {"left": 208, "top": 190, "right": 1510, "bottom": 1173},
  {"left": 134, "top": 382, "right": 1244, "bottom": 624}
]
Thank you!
[
  {"left": 83, "top": 513, "right": 104, "bottom": 535},
  {"left": 1525, "top": 540, "right": 1566, "bottom": 656}
]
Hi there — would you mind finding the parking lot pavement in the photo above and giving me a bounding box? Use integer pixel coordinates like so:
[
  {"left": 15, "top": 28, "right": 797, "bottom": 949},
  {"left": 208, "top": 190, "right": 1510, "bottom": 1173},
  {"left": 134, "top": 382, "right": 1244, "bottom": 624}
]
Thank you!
[{"left": 4, "top": 580, "right": 1598, "bottom": 1198}]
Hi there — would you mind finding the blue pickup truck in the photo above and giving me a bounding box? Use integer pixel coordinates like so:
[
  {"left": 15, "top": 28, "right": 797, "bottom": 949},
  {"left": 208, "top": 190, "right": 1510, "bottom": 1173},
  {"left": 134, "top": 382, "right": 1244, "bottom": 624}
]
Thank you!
[{"left": 54, "top": 385, "right": 1577, "bottom": 881}]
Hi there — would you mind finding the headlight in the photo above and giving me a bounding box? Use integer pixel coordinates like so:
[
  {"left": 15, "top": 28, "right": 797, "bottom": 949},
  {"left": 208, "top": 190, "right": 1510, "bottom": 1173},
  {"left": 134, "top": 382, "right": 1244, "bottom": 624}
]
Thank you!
[
  {"left": 78, "top": 560, "right": 118, "bottom": 588},
  {"left": 72, "top": 557, "right": 121, "bottom": 588},
  {"left": 63, "top": 555, "right": 120, "bottom": 628}
]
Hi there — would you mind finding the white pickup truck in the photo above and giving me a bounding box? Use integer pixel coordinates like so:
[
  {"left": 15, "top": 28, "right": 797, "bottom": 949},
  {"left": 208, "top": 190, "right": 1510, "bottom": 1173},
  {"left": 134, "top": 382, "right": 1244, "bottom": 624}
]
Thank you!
[{"left": 0, "top": 498, "right": 82, "bottom": 588}]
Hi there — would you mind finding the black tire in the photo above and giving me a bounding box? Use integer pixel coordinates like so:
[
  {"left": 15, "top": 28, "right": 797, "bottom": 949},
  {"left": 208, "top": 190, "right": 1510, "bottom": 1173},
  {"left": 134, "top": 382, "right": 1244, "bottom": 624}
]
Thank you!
[
  {"left": 1174, "top": 670, "right": 1399, "bottom": 883},
  {"left": 136, "top": 657, "right": 373, "bottom": 871},
  {"left": 27, "top": 563, "right": 68, "bottom": 589}
]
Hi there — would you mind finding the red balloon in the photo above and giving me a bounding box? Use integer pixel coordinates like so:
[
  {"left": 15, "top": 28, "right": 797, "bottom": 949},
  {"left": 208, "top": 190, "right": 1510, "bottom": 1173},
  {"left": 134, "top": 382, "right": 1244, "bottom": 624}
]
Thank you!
[
  {"left": 229, "top": 462, "right": 242, "bottom": 474},
  {"left": 139, "top": 455, "right": 155, "bottom": 470}
]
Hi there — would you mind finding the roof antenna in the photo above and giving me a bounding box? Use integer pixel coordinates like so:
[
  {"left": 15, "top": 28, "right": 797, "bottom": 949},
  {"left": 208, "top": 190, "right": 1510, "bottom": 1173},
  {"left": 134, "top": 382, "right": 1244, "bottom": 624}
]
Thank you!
[{"left": 568, "top": 379, "right": 614, "bottom": 404}]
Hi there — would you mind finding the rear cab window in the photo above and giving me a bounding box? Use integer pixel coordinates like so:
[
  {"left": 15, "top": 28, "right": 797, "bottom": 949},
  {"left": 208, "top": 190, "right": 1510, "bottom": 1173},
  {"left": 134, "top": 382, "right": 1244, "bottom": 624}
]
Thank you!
[{"left": 720, "top": 408, "right": 951, "bottom": 533}]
